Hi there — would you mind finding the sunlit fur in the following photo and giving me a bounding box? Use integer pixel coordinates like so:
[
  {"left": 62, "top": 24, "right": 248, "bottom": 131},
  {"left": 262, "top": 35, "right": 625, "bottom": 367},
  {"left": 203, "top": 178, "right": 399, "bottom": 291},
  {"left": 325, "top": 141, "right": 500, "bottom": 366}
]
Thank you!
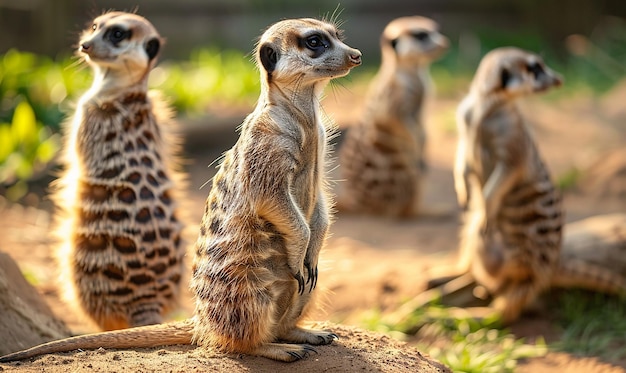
[
  {"left": 338, "top": 16, "right": 448, "bottom": 217},
  {"left": 52, "top": 11, "right": 188, "bottom": 331},
  {"left": 0, "top": 17, "right": 362, "bottom": 365},
  {"left": 454, "top": 47, "right": 563, "bottom": 323},
  {"left": 189, "top": 17, "right": 361, "bottom": 362}
]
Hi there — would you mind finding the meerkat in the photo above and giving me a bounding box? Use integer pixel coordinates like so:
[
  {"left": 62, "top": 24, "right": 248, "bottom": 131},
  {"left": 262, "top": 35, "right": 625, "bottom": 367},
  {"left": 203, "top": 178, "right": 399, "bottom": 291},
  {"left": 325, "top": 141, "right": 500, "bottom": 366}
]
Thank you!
[
  {"left": 0, "top": 17, "right": 361, "bottom": 363},
  {"left": 51, "top": 11, "right": 187, "bottom": 331},
  {"left": 430, "top": 47, "right": 564, "bottom": 323},
  {"left": 337, "top": 16, "right": 448, "bottom": 217}
]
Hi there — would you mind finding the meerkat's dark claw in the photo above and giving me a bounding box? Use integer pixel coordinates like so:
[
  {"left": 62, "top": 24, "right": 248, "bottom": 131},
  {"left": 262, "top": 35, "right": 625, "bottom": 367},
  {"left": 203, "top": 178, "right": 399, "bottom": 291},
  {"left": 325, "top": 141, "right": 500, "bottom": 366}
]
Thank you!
[
  {"left": 295, "top": 272, "right": 305, "bottom": 295},
  {"left": 303, "top": 345, "right": 317, "bottom": 353},
  {"left": 305, "top": 266, "right": 318, "bottom": 292}
]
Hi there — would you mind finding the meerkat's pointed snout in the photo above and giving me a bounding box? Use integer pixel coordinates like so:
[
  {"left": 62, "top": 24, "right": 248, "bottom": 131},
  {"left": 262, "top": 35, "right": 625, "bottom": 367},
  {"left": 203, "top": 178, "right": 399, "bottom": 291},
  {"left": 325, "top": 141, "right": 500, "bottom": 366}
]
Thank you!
[
  {"left": 535, "top": 65, "right": 564, "bottom": 92},
  {"left": 549, "top": 70, "right": 564, "bottom": 87},
  {"left": 348, "top": 49, "right": 362, "bottom": 66},
  {"left": 80, "top": 42, "right": 93, "bottom": 54}
]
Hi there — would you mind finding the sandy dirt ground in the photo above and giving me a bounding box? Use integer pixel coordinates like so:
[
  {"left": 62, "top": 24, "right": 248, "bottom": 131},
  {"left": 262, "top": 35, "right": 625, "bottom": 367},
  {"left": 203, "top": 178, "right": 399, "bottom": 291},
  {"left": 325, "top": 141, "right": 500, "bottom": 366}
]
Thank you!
[{"left": 0, "top": 79, "right": 625, "bottom": 372}]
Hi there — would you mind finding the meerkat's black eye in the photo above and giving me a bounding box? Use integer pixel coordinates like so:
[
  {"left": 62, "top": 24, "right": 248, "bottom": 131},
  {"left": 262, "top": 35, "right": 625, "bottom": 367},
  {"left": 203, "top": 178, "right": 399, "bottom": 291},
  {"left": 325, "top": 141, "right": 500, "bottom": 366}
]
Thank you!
[
  {"left": 411, "top": 31, "right": 429, "bottom": 41},
  {"left": 527, "top": 62, "right": 544, "bottom": 78},
  {"left": 91, "top": 24, "right": 97, "bottom": 32},
  {"left": 105, "top": 26, "right": 131, "bottom": 46},
  {"left": 306, "top": 35, "right": 323, "bottom": 49},
  {"left": 304, "top": 34, "right": 329, "bottom": 57}
]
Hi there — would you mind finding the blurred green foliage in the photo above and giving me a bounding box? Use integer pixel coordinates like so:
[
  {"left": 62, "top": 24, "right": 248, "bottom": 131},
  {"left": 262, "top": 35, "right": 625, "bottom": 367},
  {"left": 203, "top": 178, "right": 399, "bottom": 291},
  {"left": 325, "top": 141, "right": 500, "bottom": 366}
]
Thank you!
[
  {"left": 0, "top": 18, "right": 624, "bottom": 202},
  {"left": 151, "top": 48, "right": 260, "bottom": 115},
  {"left": 0, "top": 49, "right": 91, "bottom": 130},
  {"left": 0, "top": 101, "right": 60, "bottom": 200},
  {"left": 431, "top": 18, "right": 626, "bottom": 97},
  {"left": 359, "top": 305, "right": 546, "bottom": 373},
  {"left": 552, "top": 290, "right": 626, "bottom": 362},
  {"left": 0, "top": 47, "right": 262, "bottom": 201}
]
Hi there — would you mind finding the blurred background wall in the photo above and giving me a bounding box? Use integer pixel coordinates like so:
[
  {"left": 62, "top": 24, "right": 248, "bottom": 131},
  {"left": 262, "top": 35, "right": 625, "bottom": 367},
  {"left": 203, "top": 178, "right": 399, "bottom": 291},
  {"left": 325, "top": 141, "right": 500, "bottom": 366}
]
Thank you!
[{"left": 1, "top": 0, "right": 625, "bottom": 63}]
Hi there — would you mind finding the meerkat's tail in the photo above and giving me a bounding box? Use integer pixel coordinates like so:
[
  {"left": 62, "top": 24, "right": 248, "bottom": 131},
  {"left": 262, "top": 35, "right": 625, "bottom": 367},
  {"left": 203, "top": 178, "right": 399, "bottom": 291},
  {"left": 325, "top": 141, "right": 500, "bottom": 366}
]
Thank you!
[
  {"left": 0, "top": 319, "right": 194, "bottom": 362},
  {"left": 551, "top": 257, "right": 626, "bottom": 295}
]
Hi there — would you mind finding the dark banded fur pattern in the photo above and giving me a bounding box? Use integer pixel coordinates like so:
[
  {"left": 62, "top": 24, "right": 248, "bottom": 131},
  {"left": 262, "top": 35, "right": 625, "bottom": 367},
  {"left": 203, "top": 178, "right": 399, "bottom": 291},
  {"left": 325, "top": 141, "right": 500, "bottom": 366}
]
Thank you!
[
  {"left": 53, "top": 11, "right": 186, "bottom": 331},
  {"left": 190, "top": 18, "right": 361, "bottom": 362},
  {"left": 337, "top": 16, "right": 448, "bottom": 217},
  {"left": 0, "top": 17, "right": 362, "bottom": 364},
  {"left": 453, "top": 47, "right": 564, "bottom": 322}
]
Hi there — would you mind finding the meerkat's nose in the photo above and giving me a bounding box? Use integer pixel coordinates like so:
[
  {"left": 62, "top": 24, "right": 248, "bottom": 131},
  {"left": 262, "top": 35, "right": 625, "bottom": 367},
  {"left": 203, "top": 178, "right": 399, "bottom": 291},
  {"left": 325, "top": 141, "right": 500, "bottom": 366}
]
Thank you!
[
  {"left": 80, "top": 42, "right": 92, "bottom": 53},
  {"left": 349, "top": 50, "right": 362, "bottom": 66}
]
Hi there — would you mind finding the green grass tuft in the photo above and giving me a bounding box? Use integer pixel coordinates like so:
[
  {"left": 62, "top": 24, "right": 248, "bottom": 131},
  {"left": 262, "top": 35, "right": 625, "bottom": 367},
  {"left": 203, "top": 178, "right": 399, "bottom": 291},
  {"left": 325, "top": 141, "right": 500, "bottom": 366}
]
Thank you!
[
  {"left": 357, "top": 305, "right": 546, "bottom": 373},
  {"left": 552, "top": 290, "right": 626, "bottom": 362}
]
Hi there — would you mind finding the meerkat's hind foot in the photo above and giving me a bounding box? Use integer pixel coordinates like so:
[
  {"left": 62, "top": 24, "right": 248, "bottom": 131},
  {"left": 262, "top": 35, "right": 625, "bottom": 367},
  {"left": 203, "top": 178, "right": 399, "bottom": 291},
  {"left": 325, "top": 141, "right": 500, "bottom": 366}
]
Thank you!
[
  {"left": 252, "top": 343, "right": 317, "bottom": 362},
  {"left": 280, "top": 326, "right": 338, "bottom": 346},
  {"left": 431, "top": 272, "right": 491, "bottom": 308},
  {"left": 426, "top": 272, "right": 465, "bottom": 289}
]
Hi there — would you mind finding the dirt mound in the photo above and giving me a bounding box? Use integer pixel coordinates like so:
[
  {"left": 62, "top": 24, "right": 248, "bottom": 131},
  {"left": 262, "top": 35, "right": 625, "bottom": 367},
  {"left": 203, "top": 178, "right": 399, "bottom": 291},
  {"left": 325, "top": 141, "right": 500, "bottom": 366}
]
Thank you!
[
  {"left": 0, "top": 322, "right": 450, "bottom": 373},
  {"left": 0, "top": 251, "right": 71, "bottom": 356}
]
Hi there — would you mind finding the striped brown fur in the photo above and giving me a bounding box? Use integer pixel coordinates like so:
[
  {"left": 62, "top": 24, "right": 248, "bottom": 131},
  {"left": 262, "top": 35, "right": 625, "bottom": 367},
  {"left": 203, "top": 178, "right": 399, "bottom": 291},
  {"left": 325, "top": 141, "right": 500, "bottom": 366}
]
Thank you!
[
  {"left": 0, "top": 17, "right": 361, "bottom": 363},
  {"left": 453, "top": 47, "right": 564, "bottom": 322},
  {"left": 338, "top": 16, "right": 448, "bottom": 217},
  {"left": 52, "top": 11, "right": 187, "bottom": 331}
]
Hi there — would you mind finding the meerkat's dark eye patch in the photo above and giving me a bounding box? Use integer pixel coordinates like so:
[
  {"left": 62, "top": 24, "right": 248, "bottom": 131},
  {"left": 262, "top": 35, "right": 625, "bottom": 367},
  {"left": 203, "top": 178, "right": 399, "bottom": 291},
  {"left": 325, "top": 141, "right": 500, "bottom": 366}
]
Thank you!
[
  {"left": 411, "top": 31, "right": 430, "bottom": 42},
  {"left": 526, "top": 62, "right": 544, "bottom": 78},
  {"left": 390, "top": 38, "right": 399, "bottom": 50},
  {"left": 91, "top": 24, "right": 97, "bottom": 32},
  {"left": 105, "top": 26, "right": 132, "bottom": 46},
  {"left": 500, "top": 68, "right": 512, "bottom": 89},
  {"left": 259, "top": 44, "right": 278, "bottom": 74},
  {"left": 302, "top": 34, "right": 330, "bottom": 58},
  {"left": 145, "top": 38, "right": 160, "bottom": 61}
]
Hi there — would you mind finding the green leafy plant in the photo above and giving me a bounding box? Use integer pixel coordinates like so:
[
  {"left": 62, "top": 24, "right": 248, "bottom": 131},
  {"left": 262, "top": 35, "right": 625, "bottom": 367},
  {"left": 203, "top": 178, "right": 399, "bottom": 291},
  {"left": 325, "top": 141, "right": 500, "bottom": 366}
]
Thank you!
[
  {"left": 0, "top": 49, "right": 91, "bottom": 130},
  {"left": 0, "top": 100, "right": 60, "bottom": 201}
]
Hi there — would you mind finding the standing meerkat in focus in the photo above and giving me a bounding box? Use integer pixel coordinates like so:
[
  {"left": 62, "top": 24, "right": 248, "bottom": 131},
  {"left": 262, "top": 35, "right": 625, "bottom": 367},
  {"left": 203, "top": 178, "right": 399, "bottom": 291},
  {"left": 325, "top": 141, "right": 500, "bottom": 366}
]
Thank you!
[
  {"left": 52, "top": 11, "right": 187, "bottom": 331},
  {"left": 337, "top": 16, "right": 448, "bottom": 217},
  {"left": 432, "top": 47, "right": 564, "bottom": 323},
  {"left": 1, "top": 17, "right": 362, "bottom": 363}
]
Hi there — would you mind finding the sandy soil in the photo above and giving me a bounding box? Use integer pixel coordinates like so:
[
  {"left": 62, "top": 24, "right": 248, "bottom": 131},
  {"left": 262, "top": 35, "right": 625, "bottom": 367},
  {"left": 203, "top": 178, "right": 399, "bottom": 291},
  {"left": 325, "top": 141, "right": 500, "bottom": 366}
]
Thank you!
[{"left": 0, "top": 80, "right": 625, "bottom": 372}]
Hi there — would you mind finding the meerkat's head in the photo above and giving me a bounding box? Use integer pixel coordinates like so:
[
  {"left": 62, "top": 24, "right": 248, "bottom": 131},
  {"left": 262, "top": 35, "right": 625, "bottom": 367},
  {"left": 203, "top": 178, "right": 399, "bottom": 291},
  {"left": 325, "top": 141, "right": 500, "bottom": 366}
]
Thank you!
[
  {"left": 256, "top": 18, "right": 362, "bottom": 92},
  {"left": 79, "top": 11, "right": 163, "bottom": 91},
  {"left": 471, "top": 47, "right": 563, "bottom": 98},
  {"left": 380, "top": 16, "right": 448, "bottom": 67}
]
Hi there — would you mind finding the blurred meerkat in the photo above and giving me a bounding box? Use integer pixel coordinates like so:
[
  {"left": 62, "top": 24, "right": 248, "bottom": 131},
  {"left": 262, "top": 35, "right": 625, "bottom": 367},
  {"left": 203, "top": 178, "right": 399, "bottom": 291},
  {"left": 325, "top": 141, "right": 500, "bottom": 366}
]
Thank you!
[
  {"left": 52, "top": 11, "right": 187, "bottom": 331},
  {"left": 1, "top": 17, "right": 361, "bottom": 363},
  {"left": 441, "top": 47, "right": 564, "bottom": 323},
  {"left": 337, "top": 16, "right": 448, "bottom": 217}
]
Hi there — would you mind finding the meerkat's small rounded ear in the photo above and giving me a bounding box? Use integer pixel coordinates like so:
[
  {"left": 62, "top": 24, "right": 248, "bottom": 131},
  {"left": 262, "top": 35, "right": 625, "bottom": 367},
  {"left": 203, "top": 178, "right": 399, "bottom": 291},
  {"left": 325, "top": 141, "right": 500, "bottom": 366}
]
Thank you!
[
  {"left": 500, "top": 68, "right": 511, "bottom": 89},
  {"left": 390, "top": 38, "right": 399, "bottom": 50},
  {"left": 145, "top": 38, "right": 160, "bottom": 61},
  {"left": 259, "top": 43, "right": 278, "bottom": 74}
]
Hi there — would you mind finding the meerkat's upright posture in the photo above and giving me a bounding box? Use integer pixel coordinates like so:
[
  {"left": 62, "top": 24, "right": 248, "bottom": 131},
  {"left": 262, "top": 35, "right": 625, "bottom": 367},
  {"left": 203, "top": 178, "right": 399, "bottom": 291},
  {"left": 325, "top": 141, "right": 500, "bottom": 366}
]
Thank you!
[
  {"left": 337, "top": 16, "right": 448, "bottom": 217},
  {"left": 440, "top": 47, "right": 564, "bottom": 323},
  {"left": 52, "top": 12, "right": 187, "bottom": 331},
  {"left": 1, "top": 17, "right": 361, "bottom": 363}
]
